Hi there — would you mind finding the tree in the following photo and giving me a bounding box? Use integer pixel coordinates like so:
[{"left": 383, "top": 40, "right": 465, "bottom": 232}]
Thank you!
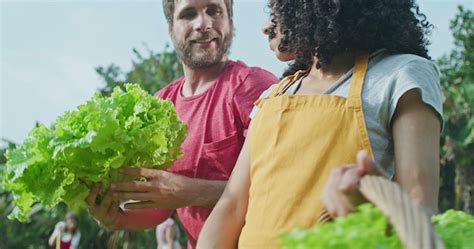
[
  {"left": 96, "top": 44, "right": 183, "bottom": 96},
  {"left": 437, "top": 6, "right": 474, "bottom": 214}
]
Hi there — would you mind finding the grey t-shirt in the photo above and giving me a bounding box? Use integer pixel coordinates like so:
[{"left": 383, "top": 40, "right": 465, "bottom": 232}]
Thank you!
[{"left": 250, "top": 50, "right": 444, "bottom": 178}]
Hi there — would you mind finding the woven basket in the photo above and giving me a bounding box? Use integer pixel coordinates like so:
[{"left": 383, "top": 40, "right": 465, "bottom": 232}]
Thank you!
[{"left": 320, "top": 175, "right": 445, "bottom": 249}]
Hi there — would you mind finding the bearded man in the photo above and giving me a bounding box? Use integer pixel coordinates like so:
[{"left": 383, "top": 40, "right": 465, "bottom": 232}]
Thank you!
[{"left": 86, "top": 1, "right": 277, "bottom": 248}]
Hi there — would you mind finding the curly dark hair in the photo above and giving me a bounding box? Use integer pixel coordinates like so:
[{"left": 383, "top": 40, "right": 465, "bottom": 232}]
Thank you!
[{"left": 267, "top": 0, "right": 433, "bottom": 77}]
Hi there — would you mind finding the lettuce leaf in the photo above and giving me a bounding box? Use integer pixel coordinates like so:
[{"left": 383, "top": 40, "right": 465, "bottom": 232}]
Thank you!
[
  {"left": 281, "top": 204, "right": 474, "bottom": 249},
  {"left": 3, "top": 84, "right": 187, "bottom": 221},
  {"left": 432, "top": 210, "right": 474, "bottom": 249},
  {"left": 280, "top": 204, "right": 402, "bottom": 249}
]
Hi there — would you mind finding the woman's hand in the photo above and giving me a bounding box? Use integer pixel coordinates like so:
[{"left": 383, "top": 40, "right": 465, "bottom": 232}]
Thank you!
[{"left": 321, "top": 150, "right": 382, "bottom": 217}]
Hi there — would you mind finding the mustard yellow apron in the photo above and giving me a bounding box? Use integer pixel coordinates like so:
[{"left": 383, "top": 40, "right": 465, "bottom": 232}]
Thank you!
[{"left": 238, "top": 53, "right": 374, "bottom": 248}]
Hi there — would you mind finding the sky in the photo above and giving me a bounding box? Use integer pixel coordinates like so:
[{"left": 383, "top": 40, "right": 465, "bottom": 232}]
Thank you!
[{"left": 1, "top": 0, "right": 473, "bottom": 144}]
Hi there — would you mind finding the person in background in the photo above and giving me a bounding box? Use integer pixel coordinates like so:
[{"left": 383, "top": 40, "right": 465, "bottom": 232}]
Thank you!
[
  {"left": 48, "top": 212, "right": 81, "bottom": 249},
  {"left": 157, "top": 217, "right": 182, "bottom": 249}
]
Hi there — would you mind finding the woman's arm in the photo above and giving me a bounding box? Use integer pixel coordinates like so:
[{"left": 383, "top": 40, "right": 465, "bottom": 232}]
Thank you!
[
  {"left": 48, "top": 230, "right": 58, "bottom": 247},
  {"left": 197, "top": 129, "right": 252, "bottom": 249},
  {"left": 48, "top": 222, "right": 61, "bottom": 247},
  {"left": 392, "top": 89, "right": 441, "bottom": 216}
]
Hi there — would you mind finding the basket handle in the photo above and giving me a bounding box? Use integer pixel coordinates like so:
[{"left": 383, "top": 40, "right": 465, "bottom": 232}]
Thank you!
[{"left": 359, "top": 175, "right": 445, "bottom": 249}]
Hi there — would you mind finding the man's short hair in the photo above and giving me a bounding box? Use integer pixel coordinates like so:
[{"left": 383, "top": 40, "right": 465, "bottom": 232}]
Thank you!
[{"left": 163, "top": 0, "right": 234, "bottom": 25}]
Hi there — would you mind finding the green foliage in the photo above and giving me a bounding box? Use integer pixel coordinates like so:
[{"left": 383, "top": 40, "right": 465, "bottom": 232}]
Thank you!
[
  {"left": 280, "top": 204, "right": 474, "bottom": 249},
  {"left": 96, "top": 45, "right": 183, "bottom": 96},
  {"left": 437, "top": 6, "right": 474, "bottom": 212},
  {"left": 1, "top": 142, "right": 77, "bottom": 249},
  {"left": 432, "top": 210, "right": 474, "bottom": 249},
  {"left": 280, "top": 204, "right": 402, "bottom": 249},
  {"left": 439, "top": 5, "right": 474, "bottom": 162},
  {"left": 0, "top": 140, "right": 15, "bottom": 182},
  {"left": 3, "top": 84, "right": 187, "bottom": 221}
]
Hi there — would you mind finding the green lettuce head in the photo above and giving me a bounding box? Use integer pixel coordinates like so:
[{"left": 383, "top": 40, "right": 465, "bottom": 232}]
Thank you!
[{"left": 3, "top": 84, "right": 187, "bottom": 221}]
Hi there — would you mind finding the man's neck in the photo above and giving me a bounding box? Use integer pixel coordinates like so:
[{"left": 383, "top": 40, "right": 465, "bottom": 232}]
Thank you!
[{"left": 181, "top": 58, "right": 229, "bottom": 97}]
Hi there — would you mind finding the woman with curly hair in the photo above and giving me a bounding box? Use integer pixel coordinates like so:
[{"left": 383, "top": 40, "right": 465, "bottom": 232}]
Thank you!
[{"left": 197, "top": 0, "right": 443, "bottom": 248}]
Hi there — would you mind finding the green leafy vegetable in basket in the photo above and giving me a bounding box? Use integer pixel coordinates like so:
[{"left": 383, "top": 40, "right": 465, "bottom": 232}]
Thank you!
[
  {"left": 280, "top": 204, "right": 402, "bottom": 249},
  {"left": 432, "top": 210, "right": 474, "bottom": 249},
  {"left": 3, "top": 84, "right": 187, "bottom": 221},
  {"left": 280, "top": 204, "right": 474, "bottom": 249}
]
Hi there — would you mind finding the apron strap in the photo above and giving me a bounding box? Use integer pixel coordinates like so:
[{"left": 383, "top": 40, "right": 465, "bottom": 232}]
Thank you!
[
  {"left": 255, "top": 71, "right": 305, "bottom": 108},
  {"left": 346, "top": 52, "right": 369, "bottom": 109},
  {"left": 318, "top": 52, "right": 374, "bottom": 223},
  {"left": 270, "top": 53, "right": 368, "bottom": 101},
  {"left": 346, "top": 51, "right": 375, "bottom": 160},
  {"left": 269, "top": 78, "right": 288, "bottom": 97},
  {"left": 270, "top": 70, "right": 307, "bottom": 97}
]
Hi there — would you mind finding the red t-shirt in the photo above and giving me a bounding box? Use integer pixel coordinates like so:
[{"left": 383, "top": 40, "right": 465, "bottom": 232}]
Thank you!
[{"left": 155, "top": 60, "right": 277, "bottom": 248}]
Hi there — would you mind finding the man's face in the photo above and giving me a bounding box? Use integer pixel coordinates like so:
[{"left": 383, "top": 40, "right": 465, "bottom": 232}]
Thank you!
[{"left": 170, "top": 0, "right": 232, "bottom": 69}]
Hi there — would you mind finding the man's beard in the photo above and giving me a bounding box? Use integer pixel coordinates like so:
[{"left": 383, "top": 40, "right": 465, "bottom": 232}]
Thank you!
[{"left": 172, "top": 30, "right": 233, "bottom": 69}]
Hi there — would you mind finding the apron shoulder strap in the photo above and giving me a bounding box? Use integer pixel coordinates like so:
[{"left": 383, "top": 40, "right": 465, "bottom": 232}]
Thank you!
[
  {"left": 345, "top": 51, "right": 375, "bottom": 160},
  {"left": 270, "top": 70, "right": 307, "bottom": 97},
  {"left": 347, "top": 52, "right": 369, "bottom": 109}
]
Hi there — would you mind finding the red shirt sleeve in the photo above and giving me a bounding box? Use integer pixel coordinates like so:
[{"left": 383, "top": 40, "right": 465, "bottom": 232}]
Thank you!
[
  {"left": 232, "top": 68, "right": 278, "bottom": 137},
  {"left": 154, "top": 77, "right": 184, "bottom": 101}
]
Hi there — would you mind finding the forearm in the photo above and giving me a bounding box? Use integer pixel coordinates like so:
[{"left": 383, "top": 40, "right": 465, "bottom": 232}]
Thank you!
[
  {"left": 187, "top": 179, "right": 227, "bottom": 208},
  {"left": 197, "top": 197, "right": 246, "bottom": 249},
  {"left": 115, "top": 208, "right": 172, "bottom": 230}
]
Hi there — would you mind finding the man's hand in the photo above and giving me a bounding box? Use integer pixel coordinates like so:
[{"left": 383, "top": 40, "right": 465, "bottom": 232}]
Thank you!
[
  {"left": 321, "top": 150, "right": 382, "bottom": 217},
  {"left": 86, "top": 183, "right": 123, "bottom": 230},
  {"left": 111, "top": 167, "right": 203, "bottom": 210}
]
